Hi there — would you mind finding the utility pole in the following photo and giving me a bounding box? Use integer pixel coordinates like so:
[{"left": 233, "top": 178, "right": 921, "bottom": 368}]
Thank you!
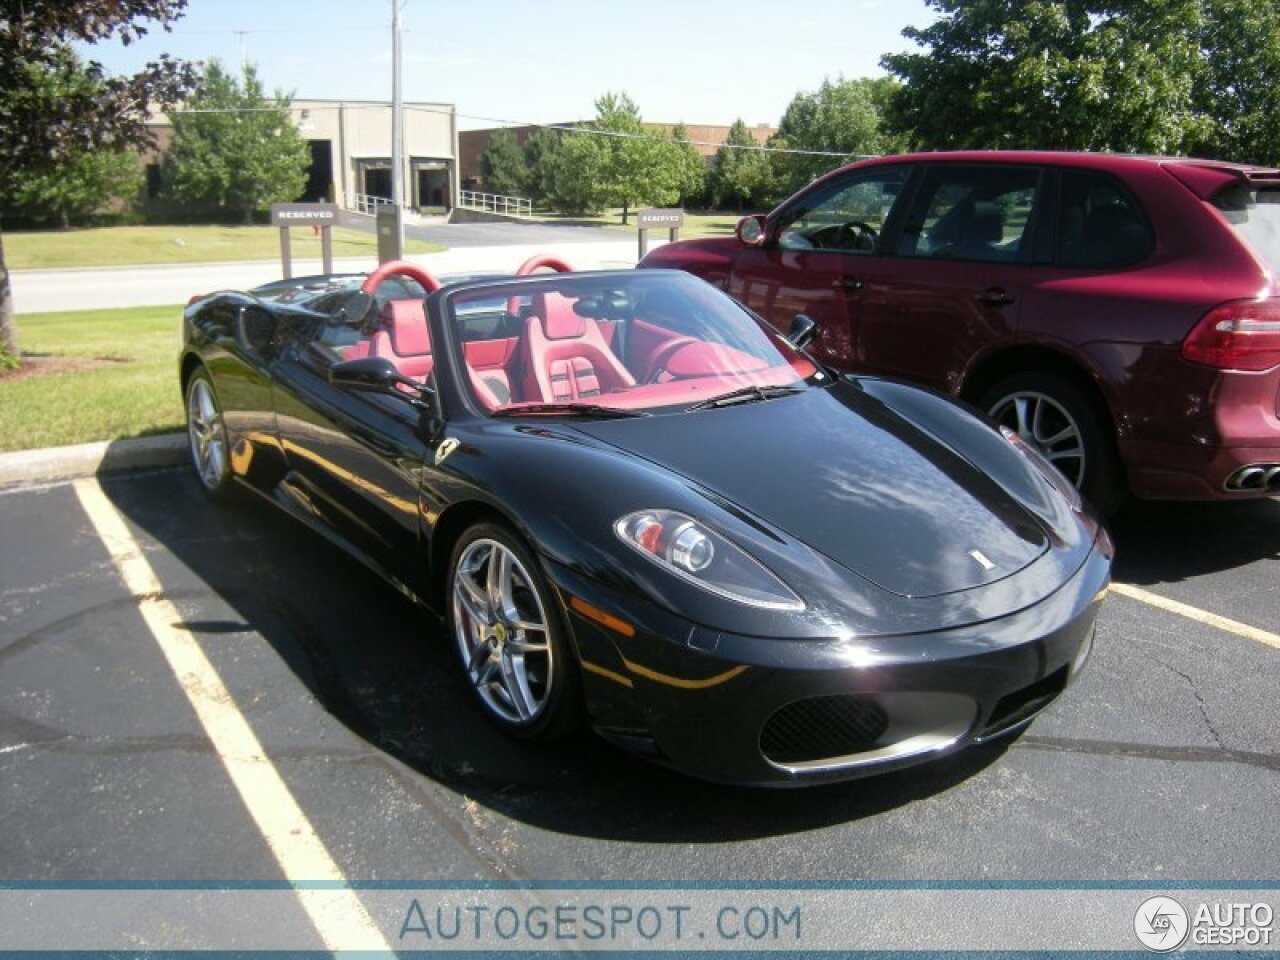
[
  {"left": 388, "top": 0, "right": 406, "bottom": 257},
  {"left": 233, "top": 29, "right": 248, "bottom": 74}
]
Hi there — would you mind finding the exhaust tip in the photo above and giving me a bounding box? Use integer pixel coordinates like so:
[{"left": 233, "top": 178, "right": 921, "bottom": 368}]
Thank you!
[{"left": 1225, "top": 463, "right": 1280, "bottom": 492}]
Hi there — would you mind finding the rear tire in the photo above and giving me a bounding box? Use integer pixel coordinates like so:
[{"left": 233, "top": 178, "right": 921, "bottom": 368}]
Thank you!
[
  {"left": 184, "top": 369, "right": 236, "bottom": 502},
  {"left": 980, "top": 372, "right": 1125, "bottom": 516}
]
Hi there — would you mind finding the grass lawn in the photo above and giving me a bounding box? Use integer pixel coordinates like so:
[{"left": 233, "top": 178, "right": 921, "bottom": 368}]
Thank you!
[
  {"left": 529, "top": 209, "right": 744, "bottom": 239},
  {"left": 6, "top": 224, "right": 443, "bottom": 270},
  {"left": 0, "top": 304, "right": 184, "bottom": 452}
]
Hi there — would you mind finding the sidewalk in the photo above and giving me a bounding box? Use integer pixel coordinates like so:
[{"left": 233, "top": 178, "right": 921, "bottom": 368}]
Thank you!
[{"left": 10, "top": 239, "right": 649, "bottom": 313}]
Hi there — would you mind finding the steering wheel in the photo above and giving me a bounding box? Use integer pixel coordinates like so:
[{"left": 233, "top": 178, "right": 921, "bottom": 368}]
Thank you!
[
  {"left": 644, "top": 337, "right": 700, "bottom": 383},
  {"left": 360, "top": 260, "right": 442, "bottom": 296},
  {"left": 516, "top": 254, "right": 573, "bottom": 275},
  {"left": 839, "top": 220, "right": 879, "bottom": 251}
]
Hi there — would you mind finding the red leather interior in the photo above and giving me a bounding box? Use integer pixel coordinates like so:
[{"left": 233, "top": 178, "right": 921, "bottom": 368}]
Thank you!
[
  {"left": 464, "top": 337, "right": 520, "bottom": 409},
  {"left": 372, "top": 300, "right": 433, "bottom": 380},
  {"left": 524, "top": 295, "right": 635, "bottom": 402}
]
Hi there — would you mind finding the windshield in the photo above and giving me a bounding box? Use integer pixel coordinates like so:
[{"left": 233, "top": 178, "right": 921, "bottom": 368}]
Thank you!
[
  {"left": 443, "top": 271, "right": 819, "bottom": 415},
  {"left": 1213, "top": 184, "right": 1280, "bottom": 276}
]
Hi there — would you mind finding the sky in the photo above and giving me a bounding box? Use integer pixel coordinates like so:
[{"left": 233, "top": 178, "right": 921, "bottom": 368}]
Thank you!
[{"left": 76, "top": 0, "right": 936, "bottom": 130}]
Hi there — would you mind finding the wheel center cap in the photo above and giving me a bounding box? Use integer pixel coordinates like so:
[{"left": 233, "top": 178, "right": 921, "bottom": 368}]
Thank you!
[{"left": 492, "top": 623, "right": 507, "bottom": 646}]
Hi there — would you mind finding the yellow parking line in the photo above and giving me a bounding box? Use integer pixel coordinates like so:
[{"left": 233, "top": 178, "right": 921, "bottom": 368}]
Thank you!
[
  {"left": 1112, "top": 582, "right": 1280, "bottom": 651},
  {"left": 73, "top": 478, "right": 392, "bottom": 952}
]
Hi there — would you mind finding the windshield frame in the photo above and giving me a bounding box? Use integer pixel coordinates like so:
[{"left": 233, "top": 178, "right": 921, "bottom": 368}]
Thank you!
[{"left": 435, "top": 269, "right": 825, "bottom": 420}]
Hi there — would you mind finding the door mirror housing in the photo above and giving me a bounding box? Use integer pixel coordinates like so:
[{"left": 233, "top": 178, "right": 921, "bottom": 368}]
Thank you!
[
  {"left": 787, "top": 314, "right": 818, "bottom": 351},
  {"left": 736, "top": 214, "right": 767, "bottom": 248},
  {"left": 329, "top": 356, "right": 437, "bottom": 412}
]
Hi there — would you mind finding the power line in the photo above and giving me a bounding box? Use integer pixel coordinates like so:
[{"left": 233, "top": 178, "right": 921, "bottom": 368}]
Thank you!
[{"left": 166, "top": 103, "right": 865, "bottom": 158}]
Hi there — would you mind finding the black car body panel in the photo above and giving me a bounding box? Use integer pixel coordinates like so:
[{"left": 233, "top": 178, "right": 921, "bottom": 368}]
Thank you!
[{"left": 179, "top": 266, "right": 1111, "bottom": 785}]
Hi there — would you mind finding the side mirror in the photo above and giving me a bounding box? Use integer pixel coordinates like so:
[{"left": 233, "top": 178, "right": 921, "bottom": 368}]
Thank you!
[
  {"left": 787, "top": 314, "right": 818, "bottom": 351},
  {"left": 330, "top": 356, "right": 436, "bottom": 411},
  {"left": 735, "top": 214, "right": 766, "bottom": 248}
]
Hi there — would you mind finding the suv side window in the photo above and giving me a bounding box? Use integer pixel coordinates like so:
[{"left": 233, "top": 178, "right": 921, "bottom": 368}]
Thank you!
[
  {"left": 1055, "top": 170, "right": 1154, "bottom": 268},
  {"left": 895, "top": 165, "right": 1042, "bottom": 263},
  {"left": 775, "top": 167, "right": 909, "bottom": 254}
]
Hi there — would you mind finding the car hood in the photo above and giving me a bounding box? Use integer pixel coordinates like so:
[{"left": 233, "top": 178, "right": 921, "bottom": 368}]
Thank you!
[{"left": 570, "top": 383, "right": 1050, "bottom": 599}]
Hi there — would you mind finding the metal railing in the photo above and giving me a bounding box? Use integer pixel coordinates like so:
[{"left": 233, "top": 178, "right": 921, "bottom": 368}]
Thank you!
[
  {"left": 344, "top": 192, "right": 395, "bottom": 216},
  {"left": 459, "top": 190, "right": 532, "bottom": 217}
]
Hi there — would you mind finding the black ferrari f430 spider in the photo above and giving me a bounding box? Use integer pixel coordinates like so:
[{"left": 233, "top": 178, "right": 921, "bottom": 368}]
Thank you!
[{"left": 180, "top": 256, "right": 1111, "bottom": 785}]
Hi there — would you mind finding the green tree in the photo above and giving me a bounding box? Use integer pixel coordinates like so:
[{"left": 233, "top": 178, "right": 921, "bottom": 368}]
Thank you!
[
  {"left": 881, "top": 0, "right": 1212, "bottom": 154},
  {"left": 0, "top": 0, "right": 194, "bottom": 355},
  {"left": 1193, "top": 0, "right": 1280, "bottom": 164},
  {"left": 478, "top": 128, "right": 529, "bottom": 197},
  {"left": 594, "top": 92, "right": 662, "bottom": 224},
  {"left": 12, "top": 143, "right": 143, "bottom": 229},
  {"left": 521, "top": 126, "right": 562, "bottom": 203},
  {"left": 544, "top": 95, "right": 701, "bottom": 221},
  {"left": 667, "top": 123, "right": 708, "bottom": 206},
  {"left": 166, "top": 60, "right": 309, "bottom": 224},
  {"left": 768, "top": 77, "right": 905, "bottom": 197},
  {"left": 710, "top": 118, "right": 778, "bottom": 210},
  {"left": 546, "top": 129, "right": 611, "bottom": 216}
]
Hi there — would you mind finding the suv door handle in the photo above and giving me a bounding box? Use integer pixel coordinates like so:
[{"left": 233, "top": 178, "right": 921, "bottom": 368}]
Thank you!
[
  {"left": 841, "top": 277, "right": 864, "bottom": 292},
  {"left": 976, "top": 287, "right": 1015, "bottom": 306}
]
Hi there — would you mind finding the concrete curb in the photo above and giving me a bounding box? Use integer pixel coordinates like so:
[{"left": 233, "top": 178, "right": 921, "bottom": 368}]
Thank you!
[{"left": 0, "top": 433, "right": 187, "bottom": 490}]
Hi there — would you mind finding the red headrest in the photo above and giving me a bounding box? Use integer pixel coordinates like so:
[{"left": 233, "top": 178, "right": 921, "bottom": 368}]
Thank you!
[
  {"left": 542, "top": 294, "right": 586, "bottom": 340},
  {"left": 380, "top": 299, "right": 431, "bottom": 357}
]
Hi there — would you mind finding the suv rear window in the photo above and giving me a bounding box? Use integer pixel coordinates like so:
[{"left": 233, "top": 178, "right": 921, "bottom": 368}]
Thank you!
[
  {"left": 1055, "top": 170, "right": 1153, "bottom": 268},
  {"left": 1213, "top": 184, "right": 1280, "bottom": 275}
]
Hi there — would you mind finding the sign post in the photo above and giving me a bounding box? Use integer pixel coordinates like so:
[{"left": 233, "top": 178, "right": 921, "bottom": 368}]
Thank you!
[
  {"left": 636, "top": 208, "right": 685, "bottom": 259},
  {"left": 269, "top": 202, "right": 337, "bottom": 279},
  {"left": 376, "top": 206, "right": 404, "bottom": 264}
]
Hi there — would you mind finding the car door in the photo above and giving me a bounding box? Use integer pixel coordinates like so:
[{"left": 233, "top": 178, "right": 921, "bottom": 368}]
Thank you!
[
  {"left": 726, "top": 164, "right": 914, "bottom": 369},
  {"left": 270, "top": 307, "right": 431, "bottom": 590},
  {"left": 855, "top": 163, "right": 1048, "bottom": 393}
]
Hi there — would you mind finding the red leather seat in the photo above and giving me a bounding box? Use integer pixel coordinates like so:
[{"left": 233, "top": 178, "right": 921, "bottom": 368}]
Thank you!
[
  {"left": 524, "top": 294, "right": 635, "bottom": 402},
  {"left": 372, "top": 300, "right": 433, "bottom": 380}
]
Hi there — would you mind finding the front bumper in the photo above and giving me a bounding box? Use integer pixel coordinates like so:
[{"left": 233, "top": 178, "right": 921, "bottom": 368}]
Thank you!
[{"left": 546, "top": 545, "right": 1110, "bottom": 787}]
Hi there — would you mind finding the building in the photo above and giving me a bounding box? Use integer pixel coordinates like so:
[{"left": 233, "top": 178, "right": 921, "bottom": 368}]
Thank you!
[
  {"left": 145, "top": 98, "right": 459, "bottom": 214},
  {"left": 291, "top": 99, "right": 459, "bottom": 211}
]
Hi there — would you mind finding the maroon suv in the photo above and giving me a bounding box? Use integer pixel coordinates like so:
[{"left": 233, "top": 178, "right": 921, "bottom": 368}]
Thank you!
[{"left": 640, "top": 151, "right": 1280, "bottom": 511}]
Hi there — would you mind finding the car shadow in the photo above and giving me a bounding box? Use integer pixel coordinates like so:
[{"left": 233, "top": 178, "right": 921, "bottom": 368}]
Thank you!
[
  {"left": 99, "top": 469, "right": 1013, "bottom": 844},
  {"left": 1108, "top": 496, "right": 1280, "bottom": 584}
]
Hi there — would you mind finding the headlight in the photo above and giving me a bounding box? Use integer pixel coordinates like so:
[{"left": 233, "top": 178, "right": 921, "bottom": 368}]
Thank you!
[
  {"left": 999, "top": 425, "right": 1083, "bottom": 511},
  {"left": 614, "top": 509, "right": 804, "bottom": 611}
]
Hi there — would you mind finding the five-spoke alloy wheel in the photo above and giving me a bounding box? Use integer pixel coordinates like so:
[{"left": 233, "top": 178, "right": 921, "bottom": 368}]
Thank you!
[
  {"left": 981, "top": 371, "right": 1123, "bottom": 515},
  {"left": 448, "top": 523, "right": 578, "bottom": 739}
]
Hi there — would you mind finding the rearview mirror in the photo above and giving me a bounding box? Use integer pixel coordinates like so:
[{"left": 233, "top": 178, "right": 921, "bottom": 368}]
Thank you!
[
  {"left": 787, "top": 314, "right": 818, "bottom": 351},
  {"left": 736, "top": 215, "right": 766, "bottom": 248}
]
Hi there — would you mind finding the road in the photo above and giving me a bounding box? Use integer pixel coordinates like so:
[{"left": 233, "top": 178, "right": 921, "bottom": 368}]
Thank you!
[
  {"left": 2, "top": 467, "right": 1277, "bottom": 890},
  {"left": 10, "top": 221, "right": 647, "bottom": 314}
]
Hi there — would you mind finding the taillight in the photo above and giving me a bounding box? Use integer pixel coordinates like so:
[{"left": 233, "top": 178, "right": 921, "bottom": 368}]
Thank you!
[
  {"left": 1180, "top": 299, "right": 1280, "bottom": 371},
  {"left": 187, "top": 294, "right": 207, "bottom": 306}
]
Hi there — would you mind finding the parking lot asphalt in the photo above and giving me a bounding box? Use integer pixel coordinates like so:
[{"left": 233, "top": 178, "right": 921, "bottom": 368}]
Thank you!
[{"left": 1, "top": 466, "right": 1278, "bottom": 885}]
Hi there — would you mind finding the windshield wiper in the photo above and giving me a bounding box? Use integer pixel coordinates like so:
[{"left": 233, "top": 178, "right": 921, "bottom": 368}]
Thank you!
[
  {"left": 490, "top": 402, "right": 650, "bottom": 419},
  {"left": 686, "top": 385, "right": 802, "bottom": 411}
]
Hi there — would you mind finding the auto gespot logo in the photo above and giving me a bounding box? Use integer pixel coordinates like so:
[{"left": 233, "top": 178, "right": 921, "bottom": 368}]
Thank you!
[{"left": 1135, "top": 896, "right": 1275, "bottom": 951}]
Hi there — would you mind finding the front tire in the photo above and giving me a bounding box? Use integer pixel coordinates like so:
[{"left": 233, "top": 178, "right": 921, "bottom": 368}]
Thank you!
[
  {"left": 185, "top": 369, "right": 235, "bottom": 501},
  {"left": 980, "top": 371, "right": 1124, "bottom": 515},
  {"left": 447, "top": 522, "right": 581, "bottom": 741}
]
